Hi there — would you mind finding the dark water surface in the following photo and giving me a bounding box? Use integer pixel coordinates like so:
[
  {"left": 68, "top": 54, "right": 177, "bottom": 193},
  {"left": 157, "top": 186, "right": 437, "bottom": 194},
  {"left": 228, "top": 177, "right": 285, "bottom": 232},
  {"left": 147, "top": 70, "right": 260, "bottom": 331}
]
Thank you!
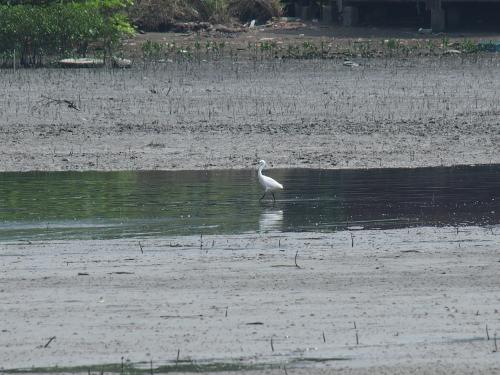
[{"left": 0, "top": 165, "right": 499, "bottom": 241}]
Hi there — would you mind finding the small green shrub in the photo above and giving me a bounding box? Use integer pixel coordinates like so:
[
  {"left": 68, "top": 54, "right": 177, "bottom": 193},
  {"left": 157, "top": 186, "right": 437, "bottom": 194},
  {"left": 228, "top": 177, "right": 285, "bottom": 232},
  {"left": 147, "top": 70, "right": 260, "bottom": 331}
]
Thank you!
[
  {"left": 460, "top": 39, "right": 480, "bottom": 53},
  {"left": 0, "top": 0, "right": 134, "bottom": 66}
]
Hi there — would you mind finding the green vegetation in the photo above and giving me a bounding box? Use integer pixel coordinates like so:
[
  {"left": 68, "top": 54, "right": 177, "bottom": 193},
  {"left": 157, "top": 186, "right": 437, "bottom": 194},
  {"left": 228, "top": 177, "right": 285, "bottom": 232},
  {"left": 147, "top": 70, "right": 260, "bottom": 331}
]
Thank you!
[
  {"left": 0, "top": 0, "right": 134, "bottom": 66},
  {"left": 2, "top": 361, "right": 272, "bottom": 374},
  {"left": 137, "top": 35, "right": 493, "bottom": 63},
  {"left": 460, "top": 38, "right": 480, "bottom": 53},
  {"left": 2, "top": 357, "right": 349, "bottom": 374}
]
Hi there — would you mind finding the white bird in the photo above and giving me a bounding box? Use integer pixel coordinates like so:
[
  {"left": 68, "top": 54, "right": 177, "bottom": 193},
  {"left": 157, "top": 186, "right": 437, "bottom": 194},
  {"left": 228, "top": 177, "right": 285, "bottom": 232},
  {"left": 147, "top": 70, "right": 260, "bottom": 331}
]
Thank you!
[{"left": 257, "top": 160, "right": 283, "bottom": 202}]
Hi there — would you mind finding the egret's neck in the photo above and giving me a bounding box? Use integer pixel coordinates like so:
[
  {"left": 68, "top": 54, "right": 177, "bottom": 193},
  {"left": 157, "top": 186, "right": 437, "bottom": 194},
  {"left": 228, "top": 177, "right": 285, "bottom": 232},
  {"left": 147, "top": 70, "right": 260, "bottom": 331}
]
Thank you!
[{"left": 258, "top": 165, "right": 264, "bottom": 176}]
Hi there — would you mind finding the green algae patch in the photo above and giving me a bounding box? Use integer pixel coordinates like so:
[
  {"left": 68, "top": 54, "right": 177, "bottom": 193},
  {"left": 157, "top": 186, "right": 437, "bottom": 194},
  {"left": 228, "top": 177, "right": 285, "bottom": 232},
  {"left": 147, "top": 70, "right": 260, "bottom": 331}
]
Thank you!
[{"left": 3, "top": 357, "right": 351, "bottom": 374}]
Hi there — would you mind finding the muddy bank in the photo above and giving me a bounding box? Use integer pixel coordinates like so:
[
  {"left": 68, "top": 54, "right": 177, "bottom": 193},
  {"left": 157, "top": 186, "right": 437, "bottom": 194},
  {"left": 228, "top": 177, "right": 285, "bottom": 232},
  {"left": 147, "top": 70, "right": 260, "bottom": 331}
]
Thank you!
[
  {"left": 1, "top": 226, "right": 500, "bottom": 372},
  {"left": 1, "top": 56, "right": 499, "bottom": 172}
]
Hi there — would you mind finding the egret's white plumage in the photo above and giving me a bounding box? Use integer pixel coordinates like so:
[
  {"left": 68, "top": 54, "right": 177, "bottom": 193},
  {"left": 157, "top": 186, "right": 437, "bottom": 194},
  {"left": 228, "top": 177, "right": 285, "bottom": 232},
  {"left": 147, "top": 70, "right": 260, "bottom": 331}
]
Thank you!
[{"left": 257, "top": 160, "right": 283, "bottom": 201}]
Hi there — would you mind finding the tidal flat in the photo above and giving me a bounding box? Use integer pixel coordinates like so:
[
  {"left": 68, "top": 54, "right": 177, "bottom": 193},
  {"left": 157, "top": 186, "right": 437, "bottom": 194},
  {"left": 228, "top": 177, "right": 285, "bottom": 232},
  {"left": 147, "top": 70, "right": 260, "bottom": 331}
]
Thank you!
[
  {"left": 1, "top": 227, "right": 500, "bottom": 373},
  {"left": 1, "top": 56, "right": 499, "bottom": 172}
]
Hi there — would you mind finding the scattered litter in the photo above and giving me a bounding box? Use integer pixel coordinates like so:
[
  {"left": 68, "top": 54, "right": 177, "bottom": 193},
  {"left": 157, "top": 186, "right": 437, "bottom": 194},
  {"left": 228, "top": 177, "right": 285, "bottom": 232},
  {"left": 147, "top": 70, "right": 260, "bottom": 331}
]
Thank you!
[
  {"left": 214, "top": 24, "right": 245, "bottom": 33},
  {"left": 343, "top": 60, "right": 359, "bottom": 67},
  {"left": 268, "top": 20, "right": 306, "bottom": 30},
  {"left": 112, "top": 57, "right": 132, "bottom": 68},
  {"left": 59, "top": 58, "right": 104, "bottom": 68},
  {"left": 173, "top": 21, "right": 211, "bottom": 32},
  {"left": 250, "top": 19, "right": 256, "bottom": 28},
  {"left": 478, "top": 41, "right": 500, "bottom": 52},
  {"left": 444, "top": 49, "right": 461, "bottom": 55},
  {"left": 418, "top": 28, "right": 432, "bottom": 34},
  {"left": 347, "top": 225, "right": 364, "bottom": 230}
]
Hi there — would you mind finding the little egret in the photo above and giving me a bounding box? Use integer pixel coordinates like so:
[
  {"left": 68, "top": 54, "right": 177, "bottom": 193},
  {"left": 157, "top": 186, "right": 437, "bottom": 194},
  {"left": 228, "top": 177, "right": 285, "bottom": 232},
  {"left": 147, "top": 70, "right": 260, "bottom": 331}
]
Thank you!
[{"left": 257, "top": 160, "right": 283, "bottom": 202}]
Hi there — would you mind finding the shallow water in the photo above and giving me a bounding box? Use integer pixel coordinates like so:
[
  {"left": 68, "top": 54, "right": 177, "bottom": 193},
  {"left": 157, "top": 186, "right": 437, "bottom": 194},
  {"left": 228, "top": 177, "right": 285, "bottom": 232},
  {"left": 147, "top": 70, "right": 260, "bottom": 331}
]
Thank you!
[{"left": 0, "top": 165, "right": 499, "bottom": 241}]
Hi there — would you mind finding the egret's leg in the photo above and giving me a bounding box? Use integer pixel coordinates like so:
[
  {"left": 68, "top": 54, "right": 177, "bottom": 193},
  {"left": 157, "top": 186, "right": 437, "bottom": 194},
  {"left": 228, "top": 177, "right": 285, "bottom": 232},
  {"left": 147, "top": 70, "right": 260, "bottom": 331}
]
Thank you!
[
  {"left": 259, "top": 192, "right": 266, "bottom": 201},
  {"left": 272, "top": 192, "right": 276, "bottom": 202}
]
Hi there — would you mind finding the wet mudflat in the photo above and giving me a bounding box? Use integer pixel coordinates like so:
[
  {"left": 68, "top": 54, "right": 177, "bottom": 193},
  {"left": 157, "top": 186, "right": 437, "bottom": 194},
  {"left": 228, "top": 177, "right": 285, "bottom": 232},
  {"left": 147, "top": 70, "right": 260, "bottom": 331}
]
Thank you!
[
  {"left": 1, "top": 167, "right": 500, "bottom": 373},
  {"left": 1, "top": 165, "right": 499, "bottom": 241},
  {"left": 1, "top": 57, "right": 500, "bottom": 171},
  {"left": 1, "top": 228, "right": 500, "bottom": 373},
  {"left": 2, "top": 53, "right": 500, "bottom": 373}
]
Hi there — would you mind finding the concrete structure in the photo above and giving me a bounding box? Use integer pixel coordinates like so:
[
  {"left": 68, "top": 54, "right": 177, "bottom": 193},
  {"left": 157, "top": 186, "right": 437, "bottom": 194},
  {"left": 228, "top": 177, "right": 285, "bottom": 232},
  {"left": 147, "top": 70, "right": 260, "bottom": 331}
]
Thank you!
[
  {"left": 295, "top": 0, "right": 499, "bottom": 32},
  {"left": 337, "top": 0, "right": 447, "bottom": 31}
]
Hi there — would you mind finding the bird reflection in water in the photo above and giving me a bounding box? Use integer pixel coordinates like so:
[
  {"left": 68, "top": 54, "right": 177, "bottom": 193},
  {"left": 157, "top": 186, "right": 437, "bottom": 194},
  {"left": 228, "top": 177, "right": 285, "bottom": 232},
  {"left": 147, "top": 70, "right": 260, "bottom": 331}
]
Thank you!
[{"left": 259, "top": 209, "right": 283, "bottom": 232}]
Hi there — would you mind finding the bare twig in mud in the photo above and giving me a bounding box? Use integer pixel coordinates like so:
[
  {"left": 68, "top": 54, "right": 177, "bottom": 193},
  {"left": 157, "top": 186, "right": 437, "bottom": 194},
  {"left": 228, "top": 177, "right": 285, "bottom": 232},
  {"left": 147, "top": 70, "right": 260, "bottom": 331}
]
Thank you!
[
  {"left": 40, "top": 95, "right": 80, "bottom": 111},
  {"left": 486, "top": 324, "right": 490, "bottom": 340},
  {"left": 356, "top": 331, "right": 359, "bottom": 345},
  {"left": 150, "top": 359, "right": 153, "bottom": 375},
  {"left": 225, "top": 306, "right": 228, "bottom": 317},
  {"left": 176, "top": 348, "right": 180, "bottom": 365},
  {"left": 294, "top": 250, "right": 301, "bottom": 268},
  {"left": 43, "top": 336, "right": 56, "bottom": 348},
  {"left": 200, "top": 234, "right": 203, "bottom": 250},
  {"left": 284, "top": 365, "right": 288, "bottom": 375},
  {"left": 165, "top": 87, "right": 172, "bottom": 97},
  {"left": 323, "top": 331, "right": 326, "bottom": 343},
  {"left": 350, "top": 232, "right": 354, "bottom": 247},
  {"left": 121, "top": 357, "right": 124, "bottom": 375},
  {"left": 353, "top": 321, "right": 357, "bottom": 329},
  {"left": 271, "top": 336, "right": 275, "bottom": 352},
  {"left": 139, "top": 241, "right": 143, "bottom": 254},
  {"left": 494, "top": 333, "right": 498, "bottom": 352}
]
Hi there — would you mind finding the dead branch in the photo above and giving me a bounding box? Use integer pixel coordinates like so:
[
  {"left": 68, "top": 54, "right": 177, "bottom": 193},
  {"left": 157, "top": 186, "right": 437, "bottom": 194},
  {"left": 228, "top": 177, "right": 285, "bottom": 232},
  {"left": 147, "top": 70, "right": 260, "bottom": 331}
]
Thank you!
[
  {"left": 40, "top": 95, "right": 80, "bottom": 111},
  {"left": 44, "top": 336, "right": 56, "bottom": 348}
]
